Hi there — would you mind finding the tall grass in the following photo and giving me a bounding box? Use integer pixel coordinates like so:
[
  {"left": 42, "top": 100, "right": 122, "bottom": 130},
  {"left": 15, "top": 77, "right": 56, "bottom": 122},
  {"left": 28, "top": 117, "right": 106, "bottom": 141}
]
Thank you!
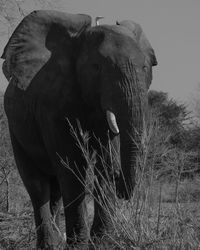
[
  {"left": 61, "top": 115, "right": 200, "bottom": 249},
  {"left": 1, "top": 114, "right": 200, "bottom": 249}
]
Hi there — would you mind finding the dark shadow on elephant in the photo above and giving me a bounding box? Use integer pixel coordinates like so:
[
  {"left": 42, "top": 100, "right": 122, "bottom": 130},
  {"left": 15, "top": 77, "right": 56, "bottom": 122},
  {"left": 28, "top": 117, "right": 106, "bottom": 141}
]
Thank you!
[{"left": 1, "top": 10, "right": 157, "bottom": 249}]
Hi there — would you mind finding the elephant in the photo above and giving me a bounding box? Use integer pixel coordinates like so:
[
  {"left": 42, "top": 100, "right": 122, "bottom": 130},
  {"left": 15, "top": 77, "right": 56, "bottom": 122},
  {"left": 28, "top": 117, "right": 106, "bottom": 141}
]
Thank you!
[{"left": 1, "top": 10, "right": 157, "bottom": 249}]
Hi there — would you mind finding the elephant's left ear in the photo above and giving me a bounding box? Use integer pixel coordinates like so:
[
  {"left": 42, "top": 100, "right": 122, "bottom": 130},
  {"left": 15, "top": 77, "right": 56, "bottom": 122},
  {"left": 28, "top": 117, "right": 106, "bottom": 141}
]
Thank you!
[
  {"left": 116, "top": 20, "right": 157, "bottom": 67},
  {"left": 117, "top": 20, "right": 157, "bottom": 88}
]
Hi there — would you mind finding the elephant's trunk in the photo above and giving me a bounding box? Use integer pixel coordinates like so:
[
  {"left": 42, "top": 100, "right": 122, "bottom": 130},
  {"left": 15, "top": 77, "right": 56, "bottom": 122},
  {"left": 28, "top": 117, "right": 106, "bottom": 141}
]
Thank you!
[
  {"left": 117, "top": 126, "right": 140, "bottom": 199},
  {"left": 114, "top": 67, "right": 147, "bottom": 200}
]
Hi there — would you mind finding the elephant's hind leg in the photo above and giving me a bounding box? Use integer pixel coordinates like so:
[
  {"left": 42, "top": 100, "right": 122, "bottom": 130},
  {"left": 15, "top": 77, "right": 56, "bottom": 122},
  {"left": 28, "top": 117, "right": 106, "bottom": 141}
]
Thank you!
[
  {"left": 90, "top": 157, "right": 115, "bottom": 239},
  {"left": 9, "top": 132, "right": 62, "bottom": 249}
]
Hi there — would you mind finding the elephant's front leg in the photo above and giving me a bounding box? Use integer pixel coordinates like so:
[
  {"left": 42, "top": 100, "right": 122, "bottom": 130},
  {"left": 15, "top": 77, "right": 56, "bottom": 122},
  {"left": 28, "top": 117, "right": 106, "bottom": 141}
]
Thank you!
[
  {"left": 90, "top": 162, "right": 115, "bottom": 239},
  {"left": 59, "top": 164, "right": 89, "bottom": 248},
  {"left": 90, "top": 135, "right": 119, "bottom": 238}
]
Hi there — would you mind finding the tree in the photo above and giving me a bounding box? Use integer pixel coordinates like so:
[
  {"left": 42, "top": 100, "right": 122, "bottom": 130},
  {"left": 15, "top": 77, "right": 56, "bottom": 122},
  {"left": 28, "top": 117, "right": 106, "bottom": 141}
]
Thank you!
[
  {"left": 190, "top": 82, "right": 200, "bottom": 124},
  {"left": 0, "top": 0, "right": 63, "bottom": 34},
  {"left": 148, "top": 90, "right": 190, "bottom": 146},
  {"left": 0, "top": 92, "right": 14, "bottom": 211},
  {"left": 148, "top": 90, "right": 188, "bottom": 132},
  {"left": 148, "top": 90, "right": 200, "bottom": 176}
]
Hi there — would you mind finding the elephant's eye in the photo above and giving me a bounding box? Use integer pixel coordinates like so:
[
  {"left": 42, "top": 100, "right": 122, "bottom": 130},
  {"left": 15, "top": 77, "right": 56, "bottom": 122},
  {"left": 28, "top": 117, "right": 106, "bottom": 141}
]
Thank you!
[{"left": 91, "top": 63, "right": 101, "bottom": 73}]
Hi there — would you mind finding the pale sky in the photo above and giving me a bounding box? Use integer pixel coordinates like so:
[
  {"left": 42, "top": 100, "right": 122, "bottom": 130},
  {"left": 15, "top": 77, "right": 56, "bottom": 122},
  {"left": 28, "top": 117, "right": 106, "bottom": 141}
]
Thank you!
[{"left": 0, "top": 0, "right": 200, "bottom": 104}]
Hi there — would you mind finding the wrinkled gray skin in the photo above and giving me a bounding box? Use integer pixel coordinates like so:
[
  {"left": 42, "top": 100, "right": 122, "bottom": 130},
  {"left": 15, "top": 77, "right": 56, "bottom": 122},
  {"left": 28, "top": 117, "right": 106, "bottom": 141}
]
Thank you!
[{"left": 1, "top": 11, "right": 157, "bottom": 249}]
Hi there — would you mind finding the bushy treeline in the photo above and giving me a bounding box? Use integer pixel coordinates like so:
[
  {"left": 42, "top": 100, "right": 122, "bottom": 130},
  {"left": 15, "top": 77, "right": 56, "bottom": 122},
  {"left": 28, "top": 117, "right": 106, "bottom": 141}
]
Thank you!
[
  {"left": 148, "top": 90, "right": 200, "bottom": 177},
  {"left": 0, "top": 92, "right": 14, "bottom": 211}
]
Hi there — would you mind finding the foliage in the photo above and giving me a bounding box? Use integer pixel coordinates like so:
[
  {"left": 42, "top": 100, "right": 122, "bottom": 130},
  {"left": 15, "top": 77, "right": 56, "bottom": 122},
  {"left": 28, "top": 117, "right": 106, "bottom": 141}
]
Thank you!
[
  {"left": 148, "top": 90, "right": 200, "bottom": 176},
  {"left": 0, "top": 0, "right": 63, "bottom": 34},
  {"left": 148, "top": 90, "right": 199, "bottom": 149},
  {"left": 148, "top": 90, "right": 189, "bottom": 132},
  {"left": 190, "top": 82, "right": 200, "bottom": 122},
  {"left": 0, "top": 91, "right": 15, "bottom": 212}
]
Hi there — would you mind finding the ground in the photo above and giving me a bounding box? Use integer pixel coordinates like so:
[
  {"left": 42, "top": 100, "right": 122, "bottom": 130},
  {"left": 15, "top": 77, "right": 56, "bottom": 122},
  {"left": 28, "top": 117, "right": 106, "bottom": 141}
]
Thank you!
[{"left": 1, "top": 175, "right": 200, "bottom": 249}]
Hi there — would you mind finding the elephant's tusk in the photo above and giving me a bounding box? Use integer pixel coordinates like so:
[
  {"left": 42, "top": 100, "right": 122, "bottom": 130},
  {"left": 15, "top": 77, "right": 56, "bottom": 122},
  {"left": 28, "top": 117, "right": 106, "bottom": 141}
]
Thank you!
[
  {"left": 106, "top": 110, "right": 119, "bottom": 134},
  {"left": 9, "top": 76, "right": 13, "bottom": 83}
]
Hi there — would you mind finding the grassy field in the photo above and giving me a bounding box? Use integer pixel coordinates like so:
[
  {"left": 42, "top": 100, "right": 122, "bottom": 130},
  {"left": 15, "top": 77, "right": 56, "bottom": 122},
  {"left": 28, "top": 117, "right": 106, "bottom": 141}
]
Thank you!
[
  {"left": 1, "top": 92, "right": 200, "bottom": 249},
  {"left": 1, "top": 174, "right": 200, "bottom": 249}
]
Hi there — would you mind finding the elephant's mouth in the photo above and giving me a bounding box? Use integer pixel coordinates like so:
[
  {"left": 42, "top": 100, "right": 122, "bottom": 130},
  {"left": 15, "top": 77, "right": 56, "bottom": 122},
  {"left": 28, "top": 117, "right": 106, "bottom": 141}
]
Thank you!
[{"left": 106, "top": 110, "right": 119, "bottom": 134}]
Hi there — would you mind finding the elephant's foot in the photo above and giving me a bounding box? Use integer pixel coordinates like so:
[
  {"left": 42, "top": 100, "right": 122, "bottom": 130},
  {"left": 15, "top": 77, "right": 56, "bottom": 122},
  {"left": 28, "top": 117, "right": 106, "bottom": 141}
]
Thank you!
[
  {"left": 36, "top": 221, "right": 64, "bottom": 250},
  {"left": 89, "top": 213, "right": 113, "bottom": 248},
  {"left": 65, "top": 237, "right": 89, "bottom": 250},
  {"left": 37, "top": 241, "right": 63, "bottom": 250},
  {"left": 90, "top": 214, "right": 113, "bottom": 239},
  {"left": 90, "top": 201, "right": 113, "bottom": 240},
  {"left": 37, "top": 238, "right": 64, "bottom": 250},
  {"left": 88, "top": 233, "right": 112, "bottom": 250}
]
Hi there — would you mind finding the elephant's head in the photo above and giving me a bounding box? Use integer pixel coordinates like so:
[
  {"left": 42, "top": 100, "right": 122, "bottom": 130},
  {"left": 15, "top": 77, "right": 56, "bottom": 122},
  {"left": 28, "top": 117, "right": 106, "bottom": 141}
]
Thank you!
[
  {"left": 77, "top": 22, "right": 157, "bottom": 199},
  {"left": 1, "top": 11, "right": 157, "bottom": 199}
]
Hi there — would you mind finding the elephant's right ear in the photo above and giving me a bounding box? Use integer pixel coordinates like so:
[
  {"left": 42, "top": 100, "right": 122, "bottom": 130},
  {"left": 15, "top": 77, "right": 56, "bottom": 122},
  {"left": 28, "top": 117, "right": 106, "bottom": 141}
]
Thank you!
[
  {"left": 116, "top": 20, "right": 157, "bottom": 67},
  {"left": 1, "top": 10, "right": 91, "bottom": 90}
]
